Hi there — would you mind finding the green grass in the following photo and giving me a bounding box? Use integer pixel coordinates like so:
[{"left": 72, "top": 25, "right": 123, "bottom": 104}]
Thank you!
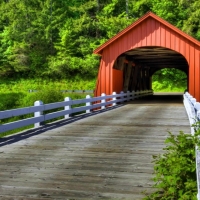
[
  {"left": 152, "top": 81, "right": 186, "bottom": 92},
  {"left": 152, "top": 87, "right": 186, "bottom": 92},
  {"left": 0, "top": 78, "right": 96, "bottom": 138},
  {"left": 0, "top": 78, "right": 96, "bottom": 94},
  {"left": 0, "top": 78, "right": 95, "bottom": 110}
]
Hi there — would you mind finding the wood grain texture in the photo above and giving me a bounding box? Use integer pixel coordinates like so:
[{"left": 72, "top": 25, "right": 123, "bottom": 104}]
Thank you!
[{"left": 0, "top": 95, "right": 190, "bottom": 199}]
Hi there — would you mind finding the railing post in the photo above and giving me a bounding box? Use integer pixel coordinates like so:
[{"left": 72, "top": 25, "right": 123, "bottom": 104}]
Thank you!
[
  {"left": 112, "top": 92, "right": 116, "bottom": 106},
  {"left": 141, "top": 90, "right": 144, "bottom": 97},
  {"left": 101, "top": 93, "right": 106, "bottom": 109},
  {"left": 34, "top": 100, "right": 44, "bottom": 128},
  {"left": 120, "top": 91, "right": 124, "bottom": 103},
  {"left": 184, "top": 93, "right": 200, "bottom": 200},
  {"left": 127, "top": 91, "right": 130, "bottom": 101},
  {"left": 131, "top": 90, "right": 135, "bottom": 100},
  {"left": 195, "top": 102, "right": 200, "bottom": 120},
  {"left": 86, "top": 95, "right": 91, "bottom": 113},
  {"left": 191, "top": 98, "right": 196, "bottom": 105},
  {"left": 134, "top": 91, "right": 138, "bottom": 99},
  {"left": 138, "top": 90, "right": 141, "bottom": 98},
  {"left": 65, "top": 97, "right": 72, "bottom": 119},
  {"left": 138, "top": 90, "right": 142, "bottom": 98}
]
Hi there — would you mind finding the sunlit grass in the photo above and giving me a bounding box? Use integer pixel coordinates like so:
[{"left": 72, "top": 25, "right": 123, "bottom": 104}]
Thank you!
[
  {"left": 152, "top": 81, "right": 186, "bottom": 92},
  {"left": 0, "top": 78, "right": 96, "bottom": 93}
]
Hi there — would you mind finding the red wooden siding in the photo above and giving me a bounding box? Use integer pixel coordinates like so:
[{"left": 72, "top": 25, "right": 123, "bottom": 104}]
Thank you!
[
  {"left": 112, "top": 69, "right": 123, "bottom": 94},
  {"left": 94, "top": 12, "right": 200, "bottom": 101}
]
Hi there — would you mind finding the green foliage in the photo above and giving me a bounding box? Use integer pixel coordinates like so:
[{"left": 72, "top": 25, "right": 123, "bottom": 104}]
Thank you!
[
  {"left": 182, "top": 1, "right": 200, "bottom": 40},
  {"left": 152, "top": 68, "right": 187, "bottom": 92},
  {"left": 0, "top": 78, "right": 96, "bottom": 111},
  {"left": 0, "top": 92, "right": 24, "bottom": 111},
  {"left": 0, "top": 88, "right": 62, "bottom": 138},
  {"left": 143, "top": 130, "right": 199, "bottom": 199},
  {"left": 0, "top": 78, "right": 96, "bottom": 93},
  {"left": 129, "top": 0, "right": 152, "bottom": 19},
  {"left": 97, "top": 13, "right": 132, "bottom": 39},
  {"left": 0, "top": 0, "right": 199, "bottom": 89},
  {"left": 151, "top": 0, "right": 188, "bottom": 29},
  {"left": 18, "top": 87, "right": 64, "bottom": 107}
]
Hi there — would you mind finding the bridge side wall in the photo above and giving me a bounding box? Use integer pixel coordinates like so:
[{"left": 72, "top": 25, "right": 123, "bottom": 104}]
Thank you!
[
  {"left": 113, "top": 69, "right": 123, "bottom": 94},
  {"left": 95, "top": 17, "right": 200, "bottom": 101}
]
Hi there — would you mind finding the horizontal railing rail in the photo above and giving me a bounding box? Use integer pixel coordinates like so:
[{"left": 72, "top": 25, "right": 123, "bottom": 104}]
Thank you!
[
  {"left": 183, "top": 92, "right": 200, "bottom": 200},
  {"left": 28, "top": 89, "right": 95, "bottom": 93},
  {"left": 0, "top": 90, "right": 153, "bottom": 134}
]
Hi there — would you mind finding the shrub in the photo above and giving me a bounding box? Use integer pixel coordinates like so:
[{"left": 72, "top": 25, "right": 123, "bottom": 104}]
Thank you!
[
  {"left": 0, "top": 92, "right": 25, "bottom": 111},
  {"left": 143, "top": 131, "right": 198, "bottom": 200},
  {"left": 18, "top": 87, "right": 64, "bottom": 107}
]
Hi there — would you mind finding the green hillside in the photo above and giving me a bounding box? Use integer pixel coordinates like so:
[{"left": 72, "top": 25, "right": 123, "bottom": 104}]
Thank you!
[{"left": 0, "top": 0, "right": 197, "bottom": 95}]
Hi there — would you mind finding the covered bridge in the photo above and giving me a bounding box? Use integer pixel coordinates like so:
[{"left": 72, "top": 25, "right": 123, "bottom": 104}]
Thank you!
[{"left": 93, "top": 12, "right": 200, "bottom": 101}]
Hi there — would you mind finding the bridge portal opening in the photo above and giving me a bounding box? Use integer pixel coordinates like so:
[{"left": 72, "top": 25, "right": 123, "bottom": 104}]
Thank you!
[
  {"left": 113, "top": 46, "right": 189, "bottom": 93},
  {"left": 152, "top": 68, "right": 187, "bottom": 92}
]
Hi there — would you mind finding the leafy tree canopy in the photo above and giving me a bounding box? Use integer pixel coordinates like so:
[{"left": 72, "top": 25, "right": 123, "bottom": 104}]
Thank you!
[{"left": 0, "top": 0, "right": 198, "bottom": 87}]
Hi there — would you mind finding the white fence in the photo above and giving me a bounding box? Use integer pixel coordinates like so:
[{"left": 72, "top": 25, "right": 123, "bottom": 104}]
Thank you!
[
  {"left": 28, "top": 89, "right": 94, "bottom": 93},
  {"left": 0, "top": 90, "right": 153, "bottom": 134},
  {"left": 183, "top": 92, "right": 200, "bottom": 200}
]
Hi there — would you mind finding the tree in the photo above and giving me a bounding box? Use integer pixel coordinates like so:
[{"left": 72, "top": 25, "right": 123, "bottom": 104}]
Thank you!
[
  {"left": 152, "top": 68, "right": 187, "bottom": 91},
  {"left": 151, "top": 0, "right": 188, "bottom": 29},
  {"left": 182, "top": 0, "right": 200, "bottom": 40},
  {"left": 0, "top": 0, "right": 199, "bottom": 82}
]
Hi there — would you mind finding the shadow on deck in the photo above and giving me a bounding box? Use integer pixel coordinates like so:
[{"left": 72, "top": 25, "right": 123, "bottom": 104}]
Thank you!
[{"left": 132, "top": 92, "right": 184, "bottom": 104}]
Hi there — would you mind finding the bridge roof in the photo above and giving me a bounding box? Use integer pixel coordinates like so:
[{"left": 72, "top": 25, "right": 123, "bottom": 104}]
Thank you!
[{"left": 93, "top": 12, "right": 200, "bottom": 55}]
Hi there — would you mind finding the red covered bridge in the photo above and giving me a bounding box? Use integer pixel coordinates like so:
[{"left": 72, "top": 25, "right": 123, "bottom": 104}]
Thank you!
[
  {"left": 94, "top": 12, "right": 200, "bottom": 101},
  {"left": 0, "top": 12, "right": 199, "bottom": 200}
]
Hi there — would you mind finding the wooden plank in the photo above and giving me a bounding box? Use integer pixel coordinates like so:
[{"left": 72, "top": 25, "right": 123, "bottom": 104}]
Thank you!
[
  {"left": 44, "top": 110, "right": 71, "bottom": 121},
  {"left": 0, "top": 116, "right": 44, "bottom": 134},
  {"left": 123, "top": 62, "right": 133, "bottom": 92},
  {"left": 113, "top": 56, "right": 126, "bottom": 70},
  {"left": 44, "top": 101, "right": 71, "bottom": 111},
  {"left": 0, "top": 106, "right": 44, "bottom": 120},
  {"left": 0, "top": 95, "right": 190, "bottom": 199},
  {"left": 72, "top": 99, "right": 88, "bottom": 105},
  {"left": 131, "top": 65, "right": 140, "bottom": 91}
]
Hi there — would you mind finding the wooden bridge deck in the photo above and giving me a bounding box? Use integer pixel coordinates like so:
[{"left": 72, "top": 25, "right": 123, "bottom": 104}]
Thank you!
[{"left": 0, "top": 94, "right": 190, "bottom": 199}]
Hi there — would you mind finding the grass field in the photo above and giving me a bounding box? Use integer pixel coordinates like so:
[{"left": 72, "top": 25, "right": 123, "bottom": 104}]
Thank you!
[
  {"left": 152, "top": 81, "right": 186, "bottom": 92},
  {"left": 0, "top": 78, "right": 96, "bottom": 93}
]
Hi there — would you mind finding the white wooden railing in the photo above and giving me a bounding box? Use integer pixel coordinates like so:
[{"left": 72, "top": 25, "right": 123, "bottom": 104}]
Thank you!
[
  {"left": 0, "top": 90, "right": 153, "bottom": 134},
  {"left": 183, "top": 92, "right": 200, "bottom": 200},
  {"left": 28, "top": 89, "right": 94, "bottom": 93}
]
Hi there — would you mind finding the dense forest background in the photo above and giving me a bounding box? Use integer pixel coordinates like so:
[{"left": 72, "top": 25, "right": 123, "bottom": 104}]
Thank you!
[{"left": 0, "top": 0, "right": 199, "bottom": 90}]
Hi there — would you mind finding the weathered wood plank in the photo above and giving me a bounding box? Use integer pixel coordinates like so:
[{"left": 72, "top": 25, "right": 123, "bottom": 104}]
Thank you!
[{"left": 0, "top": 95, "right": 190, "bottom": 199}]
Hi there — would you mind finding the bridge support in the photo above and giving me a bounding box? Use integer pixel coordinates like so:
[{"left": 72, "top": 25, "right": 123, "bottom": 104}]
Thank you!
[
  {"left": 95, "top": 59, "right": 152, "bottom": 97},
  {"left": 114, "top": 60, "right": 151, "bottom": 93},
  {"left": 123, "top": 61, "right": 133, "bottom": 92}
]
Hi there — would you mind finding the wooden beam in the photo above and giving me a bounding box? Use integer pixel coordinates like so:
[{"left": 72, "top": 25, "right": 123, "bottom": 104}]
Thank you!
[
  {"left": 113, "top": 56, "right": 126, "bottom": 70},
  {"left": 124, "top": 46, "right": 189, "bottom": 72},
  {"left": 142, "top": 68, "right": 147, "bottom": 90},
  {"left": 128, "top": 67, "right": 135, "bottom": 92},
  {"left": 131, "top": 65, "right": 140, "bottom": 91},
  {"left": 123, "top": 62, "right": 133, "bottom": 92}
]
